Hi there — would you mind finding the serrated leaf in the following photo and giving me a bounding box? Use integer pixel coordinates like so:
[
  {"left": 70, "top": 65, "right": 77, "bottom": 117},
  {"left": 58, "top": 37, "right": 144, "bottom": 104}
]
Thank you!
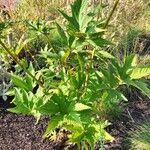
[
  {"left": 123, "top": 54, "right": 138, "bottom": 72},
  {"left": 71, "top": 0, "right": 82, "bottom": 20},
  {"left": 15, "top": 38, "right": 33, "bottom": 55},
  {"left": 58, "top": 10, "right": 79, "bottom": 31},
  {"left": 56, "top": 23, "right": 68, "bottom": 45},
  {"left": 79, "top": 14, "right": 93, "bottom": 32},
  {"left": 88, "top": 38, "right": 112, "bottom": 47},
  {"left": 44, "top": 114, "right": 64, "bottom": 137},
  {"left": 130, "top": 67, "right": 150, "bottom": 79},
  {"left": 8, "top": 89, "right": 30, "bottom": 114},
  {"left": 127, "top": 80, "right": 150, "bottom": 98},
  {"left": 75, "top": 103, "right": 91, "bottom": 111},
  {"left": 61, "top": 50, "right": 71, "bottom": 63},
  {"left": 11, "top": 75, "right": 32, "bottom": 91},
  {"left": 98, "top": 50, "right": 115, "bottom": 59},
  {"left": 39, "top": 100, "right": 59, "bottom": 115},
  {"left": 103, "top": 131, "right": 114, "bottom": 142}
]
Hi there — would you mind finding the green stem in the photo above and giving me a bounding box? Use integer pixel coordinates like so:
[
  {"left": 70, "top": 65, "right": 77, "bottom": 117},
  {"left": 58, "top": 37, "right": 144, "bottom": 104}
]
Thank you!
[
  {"left": 103, "top": 0, "right": 120, "bottom": 29},
  {"left": 0, "top": 40, "right": 44, "bottom": 88}
]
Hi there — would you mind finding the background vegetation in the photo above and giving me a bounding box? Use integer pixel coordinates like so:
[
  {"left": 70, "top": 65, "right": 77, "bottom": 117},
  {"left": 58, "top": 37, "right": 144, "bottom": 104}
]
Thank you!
[{"left": 0, "top": 0, "right": 150, "bottom": 149}]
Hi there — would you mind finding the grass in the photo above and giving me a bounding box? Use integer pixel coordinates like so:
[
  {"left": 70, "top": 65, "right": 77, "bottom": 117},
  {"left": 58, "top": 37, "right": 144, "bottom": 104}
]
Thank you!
[{"left": 129, "top": 122, "right": 150, "bottom": 150}]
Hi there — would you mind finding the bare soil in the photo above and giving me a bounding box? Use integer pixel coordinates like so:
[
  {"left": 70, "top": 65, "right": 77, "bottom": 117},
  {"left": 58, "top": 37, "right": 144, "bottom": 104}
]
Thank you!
[{"left": 0, "top": 89, "right": 150, "bottom": 150}]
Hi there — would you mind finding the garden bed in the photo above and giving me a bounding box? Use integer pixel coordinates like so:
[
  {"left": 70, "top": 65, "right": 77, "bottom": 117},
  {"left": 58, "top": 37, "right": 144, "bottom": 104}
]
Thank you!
[
  {"left": 0, "top": 91, "right": 149, "bottom": 150},
  {"left": 0, "top": 0, "right": 150, "bottom": 149}
]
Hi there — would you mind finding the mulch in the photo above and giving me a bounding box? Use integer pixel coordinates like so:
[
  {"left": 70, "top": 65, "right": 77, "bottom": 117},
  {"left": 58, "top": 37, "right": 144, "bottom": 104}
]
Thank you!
[{"left": 0, "top": 90, "right": 150, "bottom": 150}]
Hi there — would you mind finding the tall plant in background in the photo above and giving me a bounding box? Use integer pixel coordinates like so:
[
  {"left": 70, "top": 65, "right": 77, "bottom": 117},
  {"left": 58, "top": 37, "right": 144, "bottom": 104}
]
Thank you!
[{"left": 5, "top": 0, "right": 150, "bottom": 149}]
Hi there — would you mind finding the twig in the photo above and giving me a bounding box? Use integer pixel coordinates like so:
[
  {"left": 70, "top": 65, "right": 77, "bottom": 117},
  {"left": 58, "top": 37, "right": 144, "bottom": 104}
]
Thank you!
[
  {"left": 127, "top": 108, "right": 135, "bottom": 123},
  {"left": 103, "top": 0, "right": 120, "bottom": 29},
  {"left": 0, "top": 39, "right": 44, "bottom": 88}
]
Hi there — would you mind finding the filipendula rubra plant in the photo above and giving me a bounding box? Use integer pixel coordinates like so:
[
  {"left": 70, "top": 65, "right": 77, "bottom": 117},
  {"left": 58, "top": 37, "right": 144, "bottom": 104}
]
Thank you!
[{"left": 7, "top": 0, "right": 150, "bottom": 149}]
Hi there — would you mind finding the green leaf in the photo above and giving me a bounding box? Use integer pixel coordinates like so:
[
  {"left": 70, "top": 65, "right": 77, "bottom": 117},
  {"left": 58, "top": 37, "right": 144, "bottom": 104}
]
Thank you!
[
  {"left": 39, "top": 100, "right": 59, "bottom": 115},
  {"left": 88, "top": 38, "right": 112, "bottom": 47},
  {"left": 58, "top": 10, "right": 72, "bottom": 23},
  {"left": 11, "top": 75, "right": 32, "bottom": 91},
  {"left": 44, "top": 114, "right": 64, "bottom": 137},
  {"left": 66, "top": 112, "right": 81, "bottom": 123},
  {"left": 8, "top": 88, "right": 42, "bottom": 122},
  {"left": 102, "top": 130, "right": 114, "bottom": 142},
  {"left": 70, "top": 75, "right": 78, "bottom": 89},
  {"left": 56, "top": 23, "right": 68, "bottom": 45},
  {"left": 58, "top": 10, "right": 79, "bottom": 31},
  {"left": 77, "top": 53, "right": 85, "bottom": 71},
  {"left": 60, "top": 50, "right": 71, "bottom": 63},
  {"left": 71, "top": 0, "right": 82, "bottom": 20},
  {"left": 8, "top": 88, "right": 30, "bottom": 114},
  {"left": 123, "top": 54, "right": 138, "bottom": 72},
  {"left": 79, "top": 14, "right": 93, "bottom": 32},
  {"left": 71, "top": 0, "right": 89, "bottom": 30},
  {"left": 80, "top": 0, "right": 89, "bottom": 14},
  {"left": 97, "top": 50, "right": 115, "bottom": 59},
  {"left": 130, "top": 67, "right": 150, "bottom": 79},
  {"left": 68, "top": 35, "right": 75, "bottom": 47},
  {"left": 15, "top": 38, "right": 33, "bottom": 55},
  {"left": 75, "top": 103, "right": 91, "bottom": 111},
  {"left": 127, "top": 80, "right": 150, "bottom": 98}
]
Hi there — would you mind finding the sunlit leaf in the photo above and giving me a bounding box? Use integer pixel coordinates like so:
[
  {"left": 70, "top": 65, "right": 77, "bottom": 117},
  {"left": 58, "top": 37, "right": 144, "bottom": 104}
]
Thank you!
[{"left": 130, "top": 67, "right": 150, "bottom": 79}]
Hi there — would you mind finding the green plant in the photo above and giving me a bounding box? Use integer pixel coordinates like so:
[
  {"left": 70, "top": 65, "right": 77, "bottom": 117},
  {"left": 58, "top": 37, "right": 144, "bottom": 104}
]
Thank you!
[
  {"left": 6, "top": 0, "right": 150, "bottom": 149},
  {"left": 129, "top": 122, "right": 150, "bottom": 150}
]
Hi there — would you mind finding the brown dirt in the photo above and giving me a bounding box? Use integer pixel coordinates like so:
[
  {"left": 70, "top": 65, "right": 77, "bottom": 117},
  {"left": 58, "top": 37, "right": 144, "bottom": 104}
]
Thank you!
[{"left": 0, "top": 89, "right": 150, "bottom": 150}]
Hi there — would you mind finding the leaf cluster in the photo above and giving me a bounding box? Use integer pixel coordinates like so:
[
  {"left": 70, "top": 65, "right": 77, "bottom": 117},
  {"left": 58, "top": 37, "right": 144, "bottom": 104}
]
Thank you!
[{"left": 3, "top": 0, "right": 150, "bottom": 149}]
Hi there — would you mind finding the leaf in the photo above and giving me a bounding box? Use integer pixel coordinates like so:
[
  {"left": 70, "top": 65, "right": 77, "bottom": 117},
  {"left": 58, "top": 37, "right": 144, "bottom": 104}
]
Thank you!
[
  {"left": 39, "top": 100, "right": 59, "bottom": 115},
  {"left": 123, "top": 54, "right": 138, "bottom": 72},
  {"left": 60, "top": 50, "right": 71, "bottom": 63},
  {"left": 88, "top": 38, "right": 112, "bottom": 47},
  {"left": 15, "top": 38, "right": 33, "bottom": 55},
  {"left": 56, "top": 23, "right": 68, "bottom": 45},
  {"left": 79, "top": 14, "right": 93, "bottom": 32},
  {"left": 44, "top": 114, "right": 64, "bottom": 137},
  {"left": 28, "top": 62, "right": 35, "bottom": 76},
  {"left": 97, "top": 50, "right": 115, "bottom": 59},
  {"left": 68, "top": 35, "right": 75, "bottom": 47},
  {"left": 89, "top": 31, "right": 105, "bottom": 39},
  {"left": 58, "top": 10, "right": 72, "bottom": 23},
  {"left": 50, "top": 93, "right": 73, "bottom": 115},
  {"left": 71, "top": 0, "right": 82, "bottom": 20},
  {"left": 77, "top": 53, "right": 84, "bottom": 71},
  {"left": 8, "top": 88, "right": 30, "bottom": 114},
  {"left": 103, "top": 131, "right": 114, "bottom": 142},
  {"left": 11, "top": 74, "right": 32, "bottom": 91},
  {"left": 70, "top": 75, "right": 78, "bottom": 89},
  {"left": 103, "top": 89, "right": 128, "bottom": 104},
  {"left": 75, "top": 103, "right": 91, "bottom": 111},
  {"left": 25, "top": 63, "right": 36, "bottom": 90},
  {"left": 58, "top": 10, "right": 79, "bottom": 31},
  {"left": 127, "top": 80, "right": 150, "bottom": 98},
  {"left": 130, "top": 67, "right": 150, "bottom": 79},
  {"left": 94, "top": 122, "right": 114, "bottom": 142},
  {"left": 8, "top": 88, "right": 42, "bottom": 122},
  {"left": 66, "top": 112, "right": 81, "bottom": 123},
  {"left": 71, "top": 0, "right": 89, "bottom": 30}
]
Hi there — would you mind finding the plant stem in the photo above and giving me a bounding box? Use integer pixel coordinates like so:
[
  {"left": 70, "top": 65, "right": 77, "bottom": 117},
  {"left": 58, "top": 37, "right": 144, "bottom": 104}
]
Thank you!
[
  {"left": 0, "top": 40, "right": 44, "bottom": 88},
  {"left": 103, "top": 0, "right": 120, "bottom": 29}
]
